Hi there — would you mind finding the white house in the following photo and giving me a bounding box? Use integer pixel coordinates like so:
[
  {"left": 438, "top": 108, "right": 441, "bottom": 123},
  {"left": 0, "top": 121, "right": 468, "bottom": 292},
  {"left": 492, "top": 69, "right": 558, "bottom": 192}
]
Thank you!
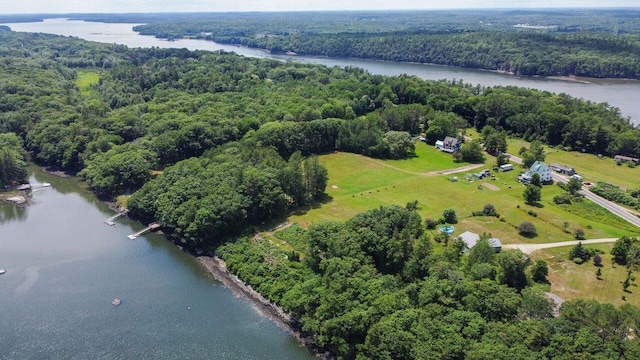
[{"left": 522, "top": 161, "right": 552, "bottom": 183}]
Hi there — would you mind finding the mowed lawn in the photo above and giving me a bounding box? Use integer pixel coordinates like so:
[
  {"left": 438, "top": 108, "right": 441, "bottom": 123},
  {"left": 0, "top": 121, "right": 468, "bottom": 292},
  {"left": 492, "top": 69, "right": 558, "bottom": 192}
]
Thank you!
[
  {"left": 381, "top": 141, "right": 466, "bottom": 173},
  {"left": 288, "top": 151, "right": 639, "bottom": 244},
  {"left": 507, "top": 139, "right": 640, "bottom": 190},
  {"left": 533, "top": 244, "right": 639, "bottom": 307}
]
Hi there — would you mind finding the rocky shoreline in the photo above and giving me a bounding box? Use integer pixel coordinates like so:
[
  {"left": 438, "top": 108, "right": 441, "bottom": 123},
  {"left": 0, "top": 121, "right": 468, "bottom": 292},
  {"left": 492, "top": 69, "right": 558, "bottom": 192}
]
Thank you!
[{"left": 197, "top": 256, "right": 330, "bottom": 359}]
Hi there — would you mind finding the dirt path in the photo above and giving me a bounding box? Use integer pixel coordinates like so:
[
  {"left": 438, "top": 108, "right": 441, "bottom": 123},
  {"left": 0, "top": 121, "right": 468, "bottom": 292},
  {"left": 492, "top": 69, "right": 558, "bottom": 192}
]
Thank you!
[
  {"left": 503, "top": 238, "right": 618, "bottom": 254},
  {"left": 431, "top": 163, "right": 484, "bottom": 176},
  {"left": 481, "top": 182, "right": 500, "bottom": 191},
  {"left": 359, "top": 154, "right": 484, "bottom": 176}
]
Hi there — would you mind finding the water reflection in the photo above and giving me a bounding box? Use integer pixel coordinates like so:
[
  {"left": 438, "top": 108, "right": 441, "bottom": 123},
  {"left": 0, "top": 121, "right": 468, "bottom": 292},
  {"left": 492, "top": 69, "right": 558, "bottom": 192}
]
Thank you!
[{"left": 0, "top": 200, "right": 27, "bottom": 224}]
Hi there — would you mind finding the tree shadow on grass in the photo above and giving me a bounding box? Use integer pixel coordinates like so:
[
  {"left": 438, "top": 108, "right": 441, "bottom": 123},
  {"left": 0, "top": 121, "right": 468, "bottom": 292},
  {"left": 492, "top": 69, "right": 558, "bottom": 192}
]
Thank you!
[
  {"left": 251, "top": 194, "right": 334, "bottom": 233},
  {"left": 518, "top": 232, "right": 538, "bottom": 239},
  {"left": 526, "top": 202, "right": 545, "bottom": 209},
  {"left": 291, "top": 194, "right": 334, "bottom": 216}
]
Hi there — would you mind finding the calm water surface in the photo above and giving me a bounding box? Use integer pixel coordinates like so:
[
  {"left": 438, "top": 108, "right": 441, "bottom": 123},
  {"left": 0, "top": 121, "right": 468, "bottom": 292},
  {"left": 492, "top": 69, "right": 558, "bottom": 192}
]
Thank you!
[
  {"left": 4, "top": 18, "right": 640, "bottom": 125},
  {"left": 0, "top": 167, "right": 314, "bottom": 359}
]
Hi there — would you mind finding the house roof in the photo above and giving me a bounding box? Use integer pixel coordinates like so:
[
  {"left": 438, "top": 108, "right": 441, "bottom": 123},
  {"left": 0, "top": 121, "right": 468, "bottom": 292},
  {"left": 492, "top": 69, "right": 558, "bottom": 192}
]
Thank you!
[
  {"left": 457, "top": 231, "right": 501, "bottom": 249},
  {"left": 549, "top": 163, "right": 573, "bottom": 171},
  {"left": 530, "top": 161, "right": 549, "bottom": 173},
  {"left": 443, "top": 136, "right": 460, "bottom": 146},
  {"left": 615, "top": 155, "right": 640, "bottom": 162}
]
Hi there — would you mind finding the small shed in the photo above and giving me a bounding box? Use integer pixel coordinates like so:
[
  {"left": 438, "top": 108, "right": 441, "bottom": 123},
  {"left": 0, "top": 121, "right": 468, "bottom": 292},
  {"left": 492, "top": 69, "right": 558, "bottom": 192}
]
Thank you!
[
  {"left": 499, "top": 164, "right": 513, "bottom": 172},
  {"left": 614, "top": 155, "right": 640, "bottom": 164},
  {"left": 457, "top": 231, "right": 502, "bottom": 253},
  {"left": 549, "top": 163, "right": 575, "bottom": 176}
]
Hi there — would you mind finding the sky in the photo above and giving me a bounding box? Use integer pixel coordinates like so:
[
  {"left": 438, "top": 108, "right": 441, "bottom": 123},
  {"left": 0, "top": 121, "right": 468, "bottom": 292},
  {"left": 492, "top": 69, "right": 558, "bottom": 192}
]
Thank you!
[{"left": 1, "top": 0, "right": 639, "bottom": 14}]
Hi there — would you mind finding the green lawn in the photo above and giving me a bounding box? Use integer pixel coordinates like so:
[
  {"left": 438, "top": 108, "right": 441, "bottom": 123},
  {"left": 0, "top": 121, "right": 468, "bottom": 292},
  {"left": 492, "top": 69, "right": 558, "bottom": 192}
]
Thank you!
[
  {"left": 381, "top": 141, "right": 464, "bottom": 173},
  {"left": 282, "top": 151, "right": 640, "bottom": 304},
  {"left": 507, "top": 138, "right": 640, "bottom": 190},
  {"left": 533, "top": 244, "right": 638, "bottom": 307},
  {"left": 288, "top": 152, "right": 639, "bottom": 243},
  {"left": 75, "top": 71, "right": 100, "bottom": 97}
]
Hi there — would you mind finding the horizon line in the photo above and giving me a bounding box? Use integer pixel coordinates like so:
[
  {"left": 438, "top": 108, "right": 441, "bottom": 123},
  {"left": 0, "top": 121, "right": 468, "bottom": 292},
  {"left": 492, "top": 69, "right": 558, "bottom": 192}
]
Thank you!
[{"left": 2, "top": 7, "right": 640, "bottom": 16}]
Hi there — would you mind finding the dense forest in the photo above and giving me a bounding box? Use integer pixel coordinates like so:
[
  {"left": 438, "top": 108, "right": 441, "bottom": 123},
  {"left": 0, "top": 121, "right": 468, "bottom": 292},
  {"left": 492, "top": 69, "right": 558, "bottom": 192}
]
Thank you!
[
  {"left": 208, "top": 31, "right": 640, "bottom": 78},
  {"left": 108, "top": 9, "right": 640, "bottom": 79},
  {"left": 2, "top": 24, "right": 640, "bottom": 359},
  {"left": 218, "top": 206, "right": 640, "bottom": 359}
]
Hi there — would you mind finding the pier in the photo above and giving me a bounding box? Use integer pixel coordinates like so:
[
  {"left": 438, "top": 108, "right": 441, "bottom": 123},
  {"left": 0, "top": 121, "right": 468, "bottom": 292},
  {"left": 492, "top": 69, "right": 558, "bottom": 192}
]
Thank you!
[
  {"left": 103, "top": 210, "right": 129, "bottom": 226},
  {"left": 127, "top": 222, "right": 162, "bottom": 240}
]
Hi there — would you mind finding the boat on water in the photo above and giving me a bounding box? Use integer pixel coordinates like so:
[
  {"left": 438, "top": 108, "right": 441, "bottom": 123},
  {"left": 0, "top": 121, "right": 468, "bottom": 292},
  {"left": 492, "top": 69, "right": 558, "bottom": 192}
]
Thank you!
[
  {"left": 0, "top": 269, "right": 6, "bottom": 275},
  {"left": 112, "top": 298, "right": 121, "bottom": 306}
]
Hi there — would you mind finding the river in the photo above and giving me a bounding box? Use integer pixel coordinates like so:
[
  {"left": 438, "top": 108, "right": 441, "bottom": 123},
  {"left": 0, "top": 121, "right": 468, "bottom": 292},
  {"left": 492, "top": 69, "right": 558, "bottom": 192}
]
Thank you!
[
  {"left": 4, "top": 18, "right": 640, "bottom": 125},
  {"left": 0, "top": 17, "right": 638, "bottom": 359},
  {"left": 0, "top": 167, "right": 314, "bottom": 359}
]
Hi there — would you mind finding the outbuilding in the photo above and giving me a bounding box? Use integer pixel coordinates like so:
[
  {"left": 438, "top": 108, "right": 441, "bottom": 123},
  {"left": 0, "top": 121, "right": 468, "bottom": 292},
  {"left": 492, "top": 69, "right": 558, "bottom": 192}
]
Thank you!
[
  {"left": 456, "top": 231, "right": 502, "bottom": 253},
  {"left": 499, "top": 164, "right": 513, "bottom": 172}
]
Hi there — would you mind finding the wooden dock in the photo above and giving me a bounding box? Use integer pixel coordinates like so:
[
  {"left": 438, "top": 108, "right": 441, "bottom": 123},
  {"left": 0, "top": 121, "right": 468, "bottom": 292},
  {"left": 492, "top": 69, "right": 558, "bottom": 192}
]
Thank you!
[
  {"left": 103, "top": 210, "right": 129, "bottom": 226},
  {"left": 127, "top": 222, "right": 161, "bottom": 240}
]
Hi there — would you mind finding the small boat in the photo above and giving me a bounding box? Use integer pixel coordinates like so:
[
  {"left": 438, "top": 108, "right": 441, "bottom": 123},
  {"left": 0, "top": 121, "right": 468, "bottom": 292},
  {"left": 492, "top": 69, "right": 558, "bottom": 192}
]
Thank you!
[
  {"left": 112, "top": 298, "right": 121, "bottom": 306},
  {"left": 0, "top": 269, "right": 6, "bottom": 275}
]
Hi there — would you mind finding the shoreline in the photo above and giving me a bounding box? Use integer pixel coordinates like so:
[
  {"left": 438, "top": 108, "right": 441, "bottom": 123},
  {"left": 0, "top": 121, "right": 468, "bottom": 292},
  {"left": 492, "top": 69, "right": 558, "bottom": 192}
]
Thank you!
[
  {"left": 197, "top": 38, "right": 640, "bottom": 84},
  {"left": 197, "top": 256, "right": 330, "bottom": 360}
]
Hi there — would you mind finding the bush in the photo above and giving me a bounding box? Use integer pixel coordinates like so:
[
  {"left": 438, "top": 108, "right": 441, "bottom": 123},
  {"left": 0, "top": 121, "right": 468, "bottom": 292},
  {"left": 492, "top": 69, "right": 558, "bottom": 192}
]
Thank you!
[
  {"left": 527, "top": 209, "right": 537, "bottom": 217},
  {"left": 482, "top": 203, "right": 498, "bottom": 217},
  {"left": 593, "top": 254, "right": 602, "bottom": 267},
  {"left": 442, "top": 208, "right": 458, "bottom": 224},
  {"left": 553, "top": 193, "right": 572, "bottom": 205},
  {"left": 573, "top": 227, "right": 586, "bottom": 240},
  {"left": 518, "top": 221, "right": 537, "bottom": 236},
  {"left": 591, "top": 182, "right": 639, "bottom": 208},
  {"left": 573, "top": 257, "right": 584, "bottom": 264},
  {"left": 287, "top": 251, "right": 300, "bottom": 262},
  {"left": 569, "top": 241, "right": 594, "bottom": 263},
  {"left": 425, "top": 218, "right": 437, "bottom": 230},
  {"left": 531, "top": 260, "right": 549, "bottom": 283}
]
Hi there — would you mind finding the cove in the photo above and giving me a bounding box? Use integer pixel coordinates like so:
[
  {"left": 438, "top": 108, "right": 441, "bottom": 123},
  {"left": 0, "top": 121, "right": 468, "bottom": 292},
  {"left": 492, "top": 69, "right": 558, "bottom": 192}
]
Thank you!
[{"left": 0, "top": 166, "right": 314, "bottom": 359}]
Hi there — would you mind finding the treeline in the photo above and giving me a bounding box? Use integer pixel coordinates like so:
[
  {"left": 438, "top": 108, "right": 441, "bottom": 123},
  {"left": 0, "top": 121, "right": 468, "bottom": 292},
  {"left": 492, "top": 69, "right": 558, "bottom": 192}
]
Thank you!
[
  {"left": 209, "top": 31, "right": 640, "bottom": 79},
  {"left": 0, "top": 133, "right": 27, "bottom": 187},
  {"left": 218, "top": 205, "right": 640, "bottom": 359},
  {"left": 127, "top": 9, "right": 640, "bottom": 37},
  {"left": 125, "top": 10, "right": 640, "bottom": 79}
]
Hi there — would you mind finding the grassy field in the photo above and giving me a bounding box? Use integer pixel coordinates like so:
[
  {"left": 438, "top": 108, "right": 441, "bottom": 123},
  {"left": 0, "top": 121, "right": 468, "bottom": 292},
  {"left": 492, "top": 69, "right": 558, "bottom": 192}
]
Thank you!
[
  {"left": 75, "top": 71, "right": 100, "bottom": 98},
  {"left": 381, "top": 141, "right": 465, "bottom": 173},
  {"left": 507, "top": 139, "right": 640, "bottom": 190},
  {"left": 276, "top": 146, "right": 640, "bottom": 306},
  {"left": 287, "top": 150, "right": 639, "bottom": 244},
  {"left": 533, "top": 244, "right": 638, "bottom": 307}
]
